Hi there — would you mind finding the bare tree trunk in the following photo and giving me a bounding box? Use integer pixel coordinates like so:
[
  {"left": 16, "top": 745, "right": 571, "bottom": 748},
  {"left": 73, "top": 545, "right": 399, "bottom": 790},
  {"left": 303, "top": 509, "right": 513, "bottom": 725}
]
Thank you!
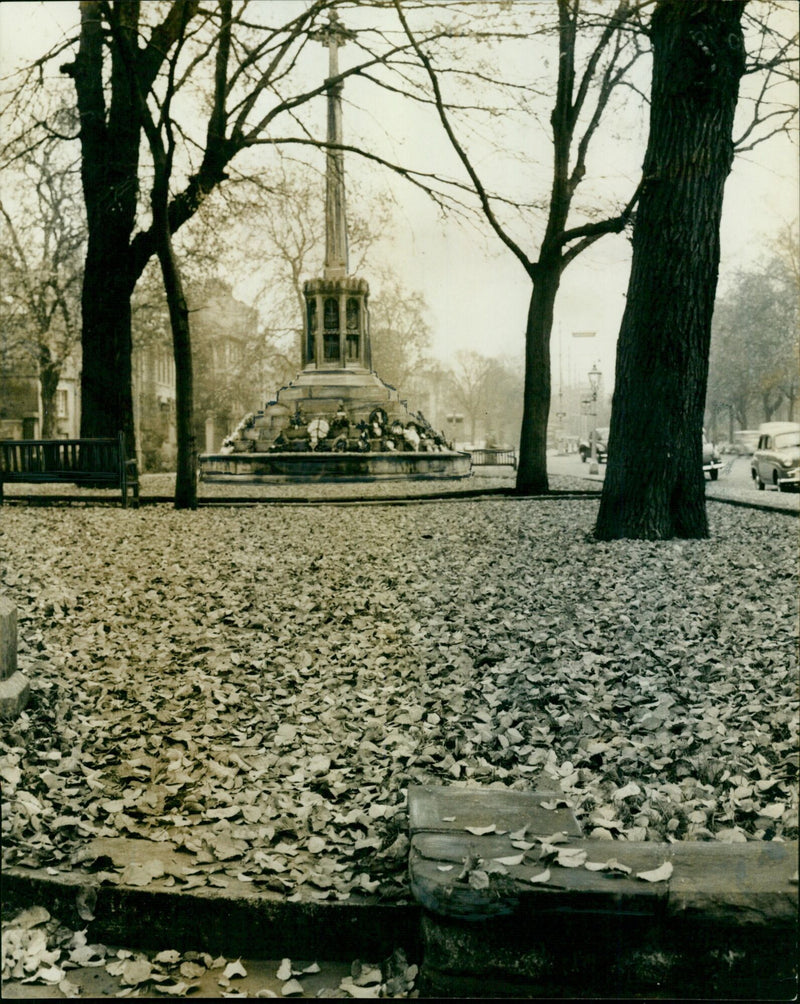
[
  {"left": 762, "top": 391, "right": 784, "bottom": 422},
  {"left": 39, "top": 351, "right": 61, "bottom": 438},
  {"left": 157, "top": 230, "right": 196, "bottom": 509},
  {"left": 516, "top": 261, "right": 559, "bottom": 493},
  {"left": 595, "top": 0, "right": 746, "bottom": 540},
  {"left": 150, "top": 151, "right": 196, "bottom": 509}
]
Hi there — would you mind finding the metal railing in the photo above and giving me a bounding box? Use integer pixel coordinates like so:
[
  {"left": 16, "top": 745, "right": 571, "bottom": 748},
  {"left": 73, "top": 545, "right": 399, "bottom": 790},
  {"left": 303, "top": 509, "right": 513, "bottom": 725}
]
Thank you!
[{"left": 469, "top": 449, "right": 517, "bottom": 469}]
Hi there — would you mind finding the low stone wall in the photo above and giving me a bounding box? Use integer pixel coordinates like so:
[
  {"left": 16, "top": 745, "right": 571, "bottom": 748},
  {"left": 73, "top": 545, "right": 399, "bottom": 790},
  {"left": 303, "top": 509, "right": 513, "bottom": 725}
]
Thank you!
[
  {"left": 199, "top": 450, "right": 472, "bottom": 482},
  {"left": 0, "top": 598, "right": 30, "bottom": 718},
  {"left": 409, "top": 786, "right": 798, "bottom": 999}
]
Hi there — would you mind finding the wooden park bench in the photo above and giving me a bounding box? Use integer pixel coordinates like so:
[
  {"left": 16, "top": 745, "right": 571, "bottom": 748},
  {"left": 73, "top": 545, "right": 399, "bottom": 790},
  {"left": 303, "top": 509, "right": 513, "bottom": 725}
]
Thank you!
[
  {"left": 469, "top": 448, "right": 517, "bottom": 469},
  {"left": 0, "top": 433, "right": 139, "bottom": 507}
]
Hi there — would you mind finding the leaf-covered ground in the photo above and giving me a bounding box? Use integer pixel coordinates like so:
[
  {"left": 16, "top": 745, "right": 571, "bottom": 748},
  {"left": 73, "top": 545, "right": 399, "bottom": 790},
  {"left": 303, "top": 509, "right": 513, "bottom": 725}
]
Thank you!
[
  {"left": 2, "top": 905, "right": 415, "bottom": 998},
  {"left": 1, "top": 496, "right": 797, "bottom": 906}
]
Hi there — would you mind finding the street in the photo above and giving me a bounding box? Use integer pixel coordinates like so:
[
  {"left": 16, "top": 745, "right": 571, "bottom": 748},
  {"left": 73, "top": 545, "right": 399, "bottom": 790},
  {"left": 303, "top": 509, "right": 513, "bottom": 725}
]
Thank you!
[{"left": 546, "top": 451, "right": 799, "bottom": 510}]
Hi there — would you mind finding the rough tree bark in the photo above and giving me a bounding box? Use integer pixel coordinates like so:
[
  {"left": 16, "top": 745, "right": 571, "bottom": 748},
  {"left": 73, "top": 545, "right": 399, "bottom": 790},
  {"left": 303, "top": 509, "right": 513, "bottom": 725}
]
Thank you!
[
  {"left": 104, "top": 0, "right": 199, "bottom": 508},
  {"left": 62, "top": 1, "right": 142, "bottom": 451},
  {"left": 595, "top": 0, "right": 746, "bottom": 540}
]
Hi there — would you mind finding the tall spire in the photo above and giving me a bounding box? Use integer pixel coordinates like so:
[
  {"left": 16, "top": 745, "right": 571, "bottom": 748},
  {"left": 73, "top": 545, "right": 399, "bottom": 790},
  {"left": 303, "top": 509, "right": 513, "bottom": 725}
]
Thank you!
[{"left": 311, "top": 12, "right": 355, "bottom": 279}]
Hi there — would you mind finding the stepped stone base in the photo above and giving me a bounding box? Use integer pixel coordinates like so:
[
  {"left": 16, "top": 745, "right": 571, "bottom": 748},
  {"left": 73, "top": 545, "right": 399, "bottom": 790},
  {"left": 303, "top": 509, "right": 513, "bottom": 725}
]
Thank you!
[
  {"left": 201, "top": 366, "right": 470, "bottom": 482},
  {"left": 200, "top": 450, "right": 471, "bottom": 482}
]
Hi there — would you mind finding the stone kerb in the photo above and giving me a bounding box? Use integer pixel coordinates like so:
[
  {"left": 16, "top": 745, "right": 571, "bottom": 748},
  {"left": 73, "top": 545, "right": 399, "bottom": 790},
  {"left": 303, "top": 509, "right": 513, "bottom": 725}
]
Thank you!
[
  {"left": 408, "top": 785, "right": 798, "bottom": 999},
  {"left": 0, "top": 598, "right": 30, "bottom": 717}
]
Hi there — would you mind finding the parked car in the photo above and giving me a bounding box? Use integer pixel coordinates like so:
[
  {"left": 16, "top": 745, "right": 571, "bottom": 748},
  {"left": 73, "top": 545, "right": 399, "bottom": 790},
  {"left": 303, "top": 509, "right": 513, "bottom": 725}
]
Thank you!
[
  {"left": 702, "top": 433, "right": 723, "bottom": 481},
  {"left": 751, "top": 422, "right": 800, "bottom": 491},
  {"left": 578, "top": 427, "right": 608, "bottom": 463},
  {"left": 733, "top": 429, "right": 760, "bottom": 455}
]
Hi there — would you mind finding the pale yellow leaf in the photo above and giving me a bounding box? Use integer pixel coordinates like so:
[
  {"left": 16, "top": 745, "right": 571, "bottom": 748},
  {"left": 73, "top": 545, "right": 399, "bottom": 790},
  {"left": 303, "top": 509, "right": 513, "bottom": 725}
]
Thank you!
[{"left": 636, "top": 861, "right": 673, "bottom": 883}]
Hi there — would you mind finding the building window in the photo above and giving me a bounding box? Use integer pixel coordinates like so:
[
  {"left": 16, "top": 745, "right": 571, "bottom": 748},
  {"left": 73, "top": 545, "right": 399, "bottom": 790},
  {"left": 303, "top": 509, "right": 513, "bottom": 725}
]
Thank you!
[
  {"left": 346, "top": 333, "right": 359, "bottom": 361},
  {"left": 56, "top": 389, "right": 68, "bottom": 419},
  {"left": 346, "top": 297, "right": 359, "bottom": 330}
]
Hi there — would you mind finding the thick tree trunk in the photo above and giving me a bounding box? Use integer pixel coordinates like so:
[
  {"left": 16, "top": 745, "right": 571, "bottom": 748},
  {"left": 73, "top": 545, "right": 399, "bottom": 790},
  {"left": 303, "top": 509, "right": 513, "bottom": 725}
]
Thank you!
[
  {"left": 66, "top": 1, "right": 140, "bottom": 455},
  {"left": 516, "top": 262, "right": 559, "bottom": 493},
  {"left": 595, "top": 0, "right": 745, "bottom": 540},
  {"left": 80, "top": 238, "right": 136, "bottom": 447}
]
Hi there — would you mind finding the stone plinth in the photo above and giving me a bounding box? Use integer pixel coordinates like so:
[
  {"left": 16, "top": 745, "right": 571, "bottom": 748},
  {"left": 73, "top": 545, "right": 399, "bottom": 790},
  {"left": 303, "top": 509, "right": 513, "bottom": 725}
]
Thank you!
[
  {"left": 201, "top": 367, "right": 470, "bottom": 482},
  {"left": 200, "top": 449, "right": 471, "bottom": 483},
  {"left": 0, "top": 598, "right": 30, "bottom": 718},
  {"left": 249, "top": 369, "right": 427, "bottom": 448},
  {"left": 408, "top": 786, "right": 798, "bottom": 1000}
]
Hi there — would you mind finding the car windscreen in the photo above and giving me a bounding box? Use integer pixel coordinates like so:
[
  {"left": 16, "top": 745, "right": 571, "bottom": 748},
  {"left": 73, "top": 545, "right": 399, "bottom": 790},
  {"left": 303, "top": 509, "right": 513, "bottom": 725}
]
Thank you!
[{"left": 774, "top": 432, "right": 800, "bottom": 449}]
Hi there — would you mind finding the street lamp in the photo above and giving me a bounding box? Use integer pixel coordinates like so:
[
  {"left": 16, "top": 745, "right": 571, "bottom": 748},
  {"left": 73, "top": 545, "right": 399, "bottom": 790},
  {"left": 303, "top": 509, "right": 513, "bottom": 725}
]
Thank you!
[{"left": 587, "top": 364, "right": 601, "bottom": 474}]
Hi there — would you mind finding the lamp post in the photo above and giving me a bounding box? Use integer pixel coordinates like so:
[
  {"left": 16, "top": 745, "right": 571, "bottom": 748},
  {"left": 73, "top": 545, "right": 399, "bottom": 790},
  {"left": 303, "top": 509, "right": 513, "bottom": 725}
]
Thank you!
[{"left": 587, "top": 364, "right": 601, "bottom": 475}]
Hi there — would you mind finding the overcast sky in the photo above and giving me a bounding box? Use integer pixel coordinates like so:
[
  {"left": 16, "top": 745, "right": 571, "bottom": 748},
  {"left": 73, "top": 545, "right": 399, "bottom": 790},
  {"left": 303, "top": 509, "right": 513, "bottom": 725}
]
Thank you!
[{"left": 1, "top": 1, "right": 797, "bottom": 394}]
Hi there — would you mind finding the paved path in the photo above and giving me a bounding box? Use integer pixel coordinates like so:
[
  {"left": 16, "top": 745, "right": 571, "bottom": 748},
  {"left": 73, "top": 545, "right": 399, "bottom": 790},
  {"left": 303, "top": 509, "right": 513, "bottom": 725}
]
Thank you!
[{"left": 5, "top": 453, "right": 796, "bottom": 513}]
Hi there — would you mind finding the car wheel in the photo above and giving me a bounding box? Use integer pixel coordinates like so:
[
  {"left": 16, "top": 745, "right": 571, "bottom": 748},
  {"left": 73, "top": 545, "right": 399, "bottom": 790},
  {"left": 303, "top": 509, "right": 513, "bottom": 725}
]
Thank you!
[
  {"left": 709, "top": 468, "right": 718, "bottom": 481},
  {"left": 756, "top": 474, "right": 765, "bottom": 490},
  {"left": 580, "top": 450, "right": 587, "bottom": 463},
  {"left": 773, "top": 471, "right": 780, "bottom": 491}
]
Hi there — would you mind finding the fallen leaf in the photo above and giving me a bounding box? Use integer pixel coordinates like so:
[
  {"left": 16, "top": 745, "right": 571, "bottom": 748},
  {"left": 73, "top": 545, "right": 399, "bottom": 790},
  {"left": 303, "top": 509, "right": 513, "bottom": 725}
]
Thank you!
[
  {"left": 223, "top": 960, "right": 247, "bottom": 979},
  {"left": 154, "top": 950, "right": 181, "bottom": 965},
  {"left": 636, "top": 861, "right": 674, "bottom": 883},
  {"left": 338, "top": 976, "right": 381, "bottom": 998},
  {"left": 120, "top": 860, "right": 165, "bottom": 887},
  {"left": 120, "top": 957, "right": 153, "bottom": 986},
  {"left": 179, "top": 960, "right": 206, "bottom": 979},
  {"left": 153, "top": 981, "right": 194, "bottom": 996},
  {"left": 464, "top": 824, "right": 495, "bottom": 835},
  {"left": 612, "top": 782, "right": 642, "bottom": 801},
  {"left": 585, "top": 858, "right": 632, "bottom": 875},
  {"left": 556, "top": 848, "right": 587, "bottom": 868}
]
